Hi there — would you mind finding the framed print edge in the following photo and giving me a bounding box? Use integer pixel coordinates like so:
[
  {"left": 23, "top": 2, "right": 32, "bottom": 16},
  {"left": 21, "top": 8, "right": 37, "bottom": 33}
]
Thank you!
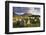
[{"left": 5, "top": 1, "right": 45, "bottom": 34}]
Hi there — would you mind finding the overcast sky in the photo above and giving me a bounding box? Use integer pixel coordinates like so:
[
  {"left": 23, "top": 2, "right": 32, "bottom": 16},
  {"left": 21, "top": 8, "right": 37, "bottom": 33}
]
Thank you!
[{"left": 13, "top": 7, "right": 40, "bottom": 15}]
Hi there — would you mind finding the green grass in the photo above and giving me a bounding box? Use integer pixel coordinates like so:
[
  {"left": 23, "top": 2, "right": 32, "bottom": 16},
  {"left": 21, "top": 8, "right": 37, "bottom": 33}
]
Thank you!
[{"left": 13, "top": 15, "right": 40, "bottom": 28}]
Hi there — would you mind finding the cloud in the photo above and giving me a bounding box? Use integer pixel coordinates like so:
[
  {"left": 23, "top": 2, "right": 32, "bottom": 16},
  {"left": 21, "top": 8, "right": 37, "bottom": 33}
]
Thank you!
[{"left": 13, "top": 7, "right": 40, "bottom": 15}]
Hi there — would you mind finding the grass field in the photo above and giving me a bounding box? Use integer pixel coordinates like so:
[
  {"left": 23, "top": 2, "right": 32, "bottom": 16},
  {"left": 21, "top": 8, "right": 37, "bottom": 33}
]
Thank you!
[{"left": 13, "top": 15, "right": 40, "bottom": 28}]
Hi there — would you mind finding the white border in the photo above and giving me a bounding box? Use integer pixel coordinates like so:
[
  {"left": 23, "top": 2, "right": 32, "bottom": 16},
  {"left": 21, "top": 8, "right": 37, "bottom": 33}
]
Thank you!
[{"left": 9, "top": 3, "right": 43, "bottom": 32}]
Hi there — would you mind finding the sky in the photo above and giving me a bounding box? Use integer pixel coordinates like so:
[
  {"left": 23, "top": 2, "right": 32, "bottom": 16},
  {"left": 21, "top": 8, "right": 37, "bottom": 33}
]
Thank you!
[
  {"left": 13, "top": 7, "right": 40, "bottom": 15},
  {"left": 13, "top": 7, "right": 30, "bottom": 13}
]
